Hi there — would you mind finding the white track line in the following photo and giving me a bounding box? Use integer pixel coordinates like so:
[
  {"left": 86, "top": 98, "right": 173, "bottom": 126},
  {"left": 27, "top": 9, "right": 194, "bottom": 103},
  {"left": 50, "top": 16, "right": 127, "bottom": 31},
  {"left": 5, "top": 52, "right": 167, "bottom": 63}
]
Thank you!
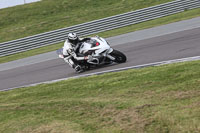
[{"left": 1, "top": 56, "right": 200, "bottom": 91}]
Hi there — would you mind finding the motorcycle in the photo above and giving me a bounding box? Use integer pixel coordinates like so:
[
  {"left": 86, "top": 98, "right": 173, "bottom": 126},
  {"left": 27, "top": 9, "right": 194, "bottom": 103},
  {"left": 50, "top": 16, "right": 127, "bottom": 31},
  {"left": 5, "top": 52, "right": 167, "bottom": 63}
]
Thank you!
[{"left": 57, "top": 36, "right": 127, "bottom": 72}]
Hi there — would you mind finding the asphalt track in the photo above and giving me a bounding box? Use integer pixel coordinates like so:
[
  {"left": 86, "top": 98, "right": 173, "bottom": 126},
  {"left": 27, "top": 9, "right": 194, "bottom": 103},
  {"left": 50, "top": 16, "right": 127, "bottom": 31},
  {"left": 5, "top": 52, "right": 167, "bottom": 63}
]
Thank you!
[
  {"left": 0, "top": 18, "right": 200, "bottom": 91},
  {"left": 1, "top": 27, "right": 200, "bottom": 91}
]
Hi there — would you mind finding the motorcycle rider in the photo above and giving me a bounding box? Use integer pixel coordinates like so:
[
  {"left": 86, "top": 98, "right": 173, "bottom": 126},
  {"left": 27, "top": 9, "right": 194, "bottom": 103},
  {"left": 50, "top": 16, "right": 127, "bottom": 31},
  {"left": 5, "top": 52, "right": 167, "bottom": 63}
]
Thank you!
[{"left": 62, "top": 32, "right": 92, "bottom": 73}]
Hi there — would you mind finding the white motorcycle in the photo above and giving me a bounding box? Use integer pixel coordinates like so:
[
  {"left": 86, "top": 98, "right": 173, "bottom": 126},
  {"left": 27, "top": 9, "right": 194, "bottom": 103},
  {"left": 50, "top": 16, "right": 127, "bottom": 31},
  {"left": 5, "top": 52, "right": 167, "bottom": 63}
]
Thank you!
[{"left": 57, "top": 36, "right": 127, "bottom": 71}]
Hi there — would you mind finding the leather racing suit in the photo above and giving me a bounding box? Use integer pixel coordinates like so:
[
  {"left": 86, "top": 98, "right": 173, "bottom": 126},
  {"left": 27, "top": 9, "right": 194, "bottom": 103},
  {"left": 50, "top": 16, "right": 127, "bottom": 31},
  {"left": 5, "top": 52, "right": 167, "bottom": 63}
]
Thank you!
[{"left": 62, "top": 38, "right": 91, "bottom": 72}]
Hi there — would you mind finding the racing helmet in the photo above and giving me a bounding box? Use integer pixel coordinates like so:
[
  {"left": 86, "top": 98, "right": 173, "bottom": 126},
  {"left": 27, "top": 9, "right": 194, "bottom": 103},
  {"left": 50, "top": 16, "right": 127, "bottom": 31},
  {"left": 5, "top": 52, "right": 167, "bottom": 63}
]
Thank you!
[{"left": 68, "top": 33, "right": 79, "bottom": 46}]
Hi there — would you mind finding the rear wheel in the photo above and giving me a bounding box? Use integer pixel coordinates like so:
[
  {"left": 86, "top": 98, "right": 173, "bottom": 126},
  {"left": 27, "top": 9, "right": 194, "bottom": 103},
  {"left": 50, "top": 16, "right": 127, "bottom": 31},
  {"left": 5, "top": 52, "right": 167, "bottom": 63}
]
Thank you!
[{"left": 109, "top": 49, "right": 127, "bottom": 63}]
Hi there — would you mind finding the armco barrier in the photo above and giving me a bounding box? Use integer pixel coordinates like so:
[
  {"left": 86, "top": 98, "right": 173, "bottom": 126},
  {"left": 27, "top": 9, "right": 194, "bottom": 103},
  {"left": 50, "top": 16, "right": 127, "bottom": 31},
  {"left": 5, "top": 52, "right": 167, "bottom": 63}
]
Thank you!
[{"left": 0, "top": 0, "right": 200, "bottom": 57}]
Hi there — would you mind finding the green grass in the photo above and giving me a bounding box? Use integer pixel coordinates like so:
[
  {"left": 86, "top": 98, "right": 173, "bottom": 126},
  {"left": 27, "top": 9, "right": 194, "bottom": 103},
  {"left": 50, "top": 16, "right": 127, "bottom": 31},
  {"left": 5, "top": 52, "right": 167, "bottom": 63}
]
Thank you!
[
  {"left": 1, "top": 7, "right": 200, "bottom": 64},
  {"left": 0, "top": 0, "right": 174, "bottom": 43},
  {"left": 0, "top": 60, "right": 200, "bottom": 133}
]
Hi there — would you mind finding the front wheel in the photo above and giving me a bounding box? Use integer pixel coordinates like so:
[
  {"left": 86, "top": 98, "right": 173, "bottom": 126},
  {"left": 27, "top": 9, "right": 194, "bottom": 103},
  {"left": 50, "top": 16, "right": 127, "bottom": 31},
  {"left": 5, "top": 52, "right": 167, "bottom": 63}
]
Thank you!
[{"left": 109, "top": 49, "right": 127, "bottom": 63}]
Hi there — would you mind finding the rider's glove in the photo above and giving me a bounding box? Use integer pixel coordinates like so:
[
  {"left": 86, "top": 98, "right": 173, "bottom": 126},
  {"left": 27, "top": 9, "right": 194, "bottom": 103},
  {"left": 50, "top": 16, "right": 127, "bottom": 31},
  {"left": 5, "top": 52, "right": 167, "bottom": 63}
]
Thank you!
[{"left": 84, "top": 55, "right": 93, "bottom": 61}]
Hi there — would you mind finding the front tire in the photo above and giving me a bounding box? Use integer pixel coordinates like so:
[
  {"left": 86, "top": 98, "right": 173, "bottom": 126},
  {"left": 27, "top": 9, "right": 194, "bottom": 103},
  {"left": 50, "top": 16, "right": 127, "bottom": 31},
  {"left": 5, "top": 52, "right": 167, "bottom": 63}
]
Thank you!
[{"left": 109, "top": 49, "right": 127, "bottom": 63}]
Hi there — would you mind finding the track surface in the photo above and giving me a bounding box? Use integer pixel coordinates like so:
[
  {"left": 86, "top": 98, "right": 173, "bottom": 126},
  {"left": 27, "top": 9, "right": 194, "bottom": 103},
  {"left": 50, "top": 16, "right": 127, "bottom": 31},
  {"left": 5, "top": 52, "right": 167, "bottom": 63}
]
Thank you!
[{"left": 0, "top": 27, "right": 200, "bottom": 90}]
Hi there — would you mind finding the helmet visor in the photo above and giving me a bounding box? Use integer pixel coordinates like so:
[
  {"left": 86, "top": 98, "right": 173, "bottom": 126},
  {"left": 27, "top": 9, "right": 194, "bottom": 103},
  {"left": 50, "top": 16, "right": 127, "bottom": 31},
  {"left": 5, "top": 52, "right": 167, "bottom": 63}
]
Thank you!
[{"left": 69, "top": 38, "right": 78, "bottom": 45}]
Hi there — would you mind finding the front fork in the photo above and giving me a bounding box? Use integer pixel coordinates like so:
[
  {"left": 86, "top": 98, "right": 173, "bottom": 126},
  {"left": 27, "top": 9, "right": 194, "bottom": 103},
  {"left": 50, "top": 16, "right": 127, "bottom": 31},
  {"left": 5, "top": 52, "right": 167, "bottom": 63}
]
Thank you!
[
  {"left": 106, "top": 54, "right": 115, "bottom": 61},
  {"left": 104, "top": 48, "right": 115, "bottom": 61}
]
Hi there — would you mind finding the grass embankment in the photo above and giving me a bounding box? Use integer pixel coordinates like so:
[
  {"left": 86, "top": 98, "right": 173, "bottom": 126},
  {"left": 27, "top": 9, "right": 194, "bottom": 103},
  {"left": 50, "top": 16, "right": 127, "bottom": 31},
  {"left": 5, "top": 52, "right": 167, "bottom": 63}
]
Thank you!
[
  {"left": 0, "top": 60, "right": 200, "bottom": 133},
  {"left": 0, "top": 0, "right": 173, "bottom": 43},
  {"left": 1, "top": 7, "right": 200, "bottom": 64}
]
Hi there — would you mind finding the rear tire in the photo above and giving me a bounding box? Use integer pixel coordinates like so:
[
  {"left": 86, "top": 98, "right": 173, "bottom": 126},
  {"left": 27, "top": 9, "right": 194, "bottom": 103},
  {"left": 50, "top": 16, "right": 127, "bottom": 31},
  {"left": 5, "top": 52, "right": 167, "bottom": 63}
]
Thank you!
[{"left": 109, "top": 49, "right": 127, "bottom": 63}]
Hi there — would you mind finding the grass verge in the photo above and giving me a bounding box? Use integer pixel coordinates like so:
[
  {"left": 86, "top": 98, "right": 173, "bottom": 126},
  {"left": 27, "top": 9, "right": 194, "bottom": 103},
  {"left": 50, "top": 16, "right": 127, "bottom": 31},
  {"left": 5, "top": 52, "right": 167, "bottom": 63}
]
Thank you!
[
  {"left": 0, "top": 0, "right": 173, "bottom": 43},
  {"left": 1, "top": 8, "right": 200, "bottom": 64},
  {"left": 0, "top": 60, "right": 200, "bottom": 132}
]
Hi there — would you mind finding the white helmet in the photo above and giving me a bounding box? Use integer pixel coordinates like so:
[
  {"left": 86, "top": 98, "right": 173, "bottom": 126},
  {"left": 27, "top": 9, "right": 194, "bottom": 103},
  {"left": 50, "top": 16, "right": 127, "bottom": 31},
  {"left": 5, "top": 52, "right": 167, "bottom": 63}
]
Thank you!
[{"left": 68, "top": 33, "right": 79, "bottom": 45}]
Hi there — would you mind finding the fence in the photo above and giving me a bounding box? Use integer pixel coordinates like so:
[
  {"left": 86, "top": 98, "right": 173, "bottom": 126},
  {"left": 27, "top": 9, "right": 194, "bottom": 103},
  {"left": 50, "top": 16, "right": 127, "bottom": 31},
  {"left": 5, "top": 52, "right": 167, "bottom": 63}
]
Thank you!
[{"left": 0, "top": 0, "right": 200, "bottom": 57}]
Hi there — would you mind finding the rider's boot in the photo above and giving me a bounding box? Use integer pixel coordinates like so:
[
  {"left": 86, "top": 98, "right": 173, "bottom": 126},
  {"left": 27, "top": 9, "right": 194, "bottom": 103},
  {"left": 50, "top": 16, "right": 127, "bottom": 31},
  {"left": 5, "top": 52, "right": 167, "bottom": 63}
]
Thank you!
[
  {"left": 64, "top": 57, "right": 84, "bottom": 73},
  {"left": 74, "top": 65, "right": 84, "bottom": 73}
]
